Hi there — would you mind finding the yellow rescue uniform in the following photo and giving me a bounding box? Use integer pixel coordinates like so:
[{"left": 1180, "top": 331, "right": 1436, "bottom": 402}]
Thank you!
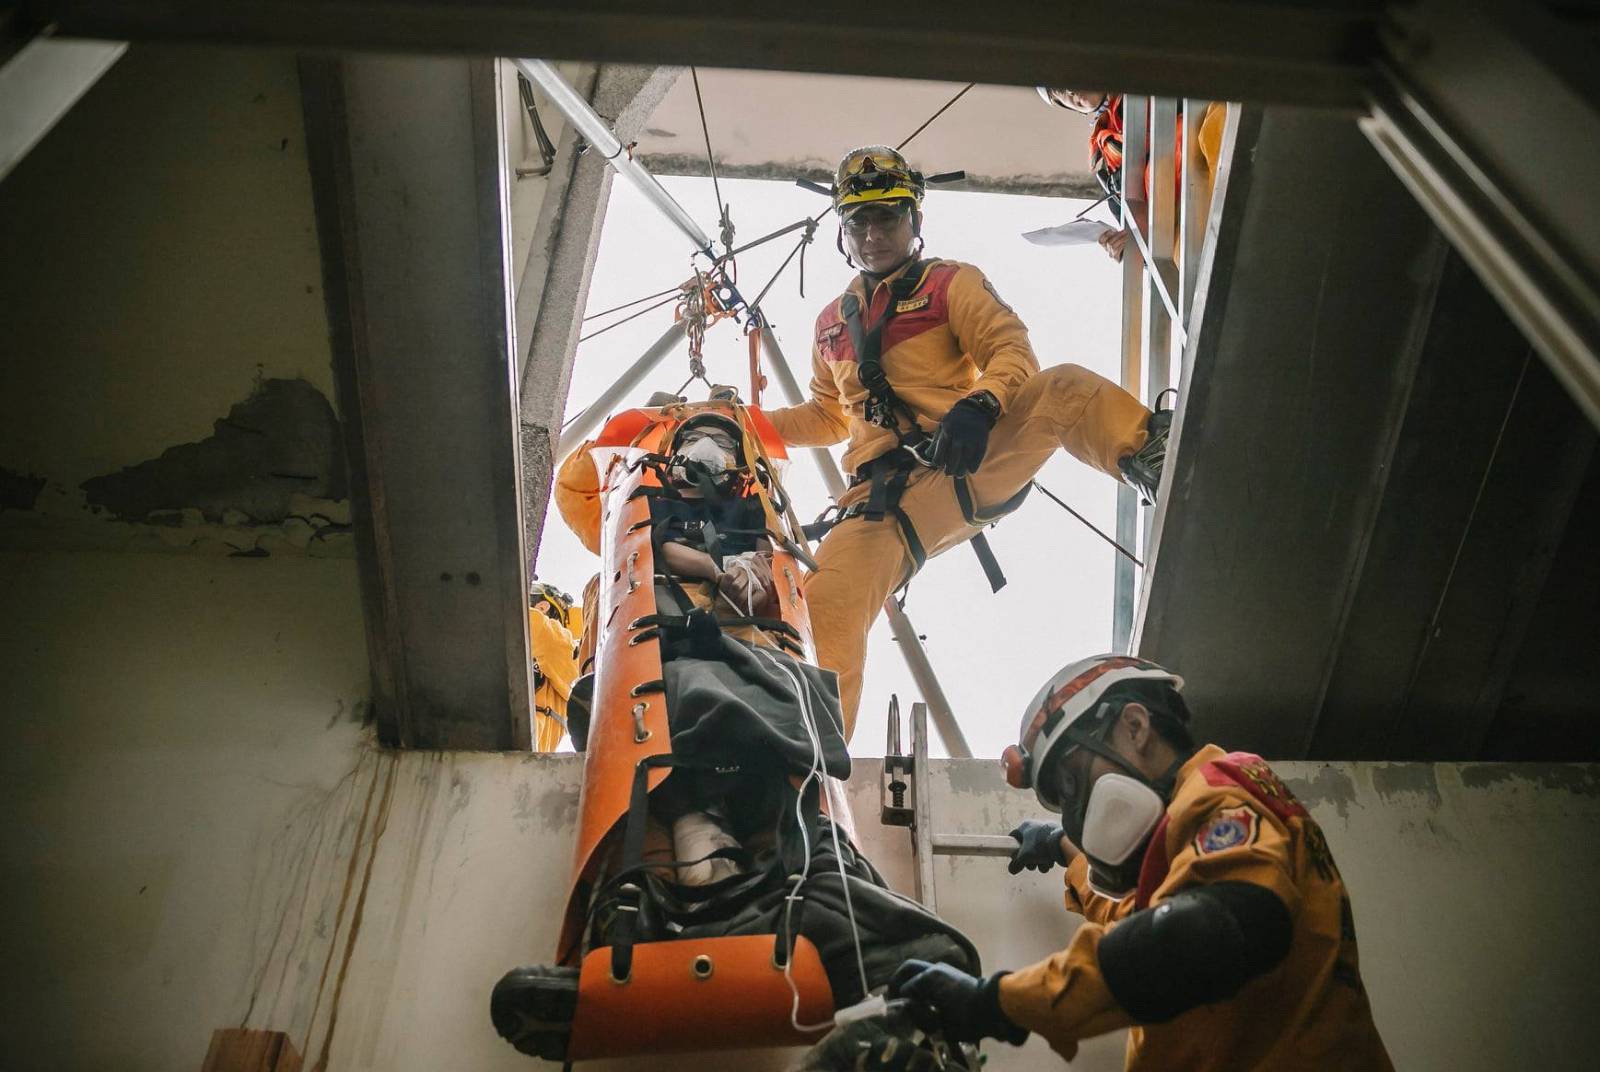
[
  {"left": 528, "top": 607, "right": 578, "bottom": 752},
  {"left": 998, "top": 745, "right": 1393, "bottom": 1070},
  {"left": 765, "top": 258, "right": 1150, "bottom": 735}
]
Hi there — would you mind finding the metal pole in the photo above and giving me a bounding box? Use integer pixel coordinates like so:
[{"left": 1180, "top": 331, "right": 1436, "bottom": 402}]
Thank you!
[
  {"left": 761, "top": 326, "right": 973, "bottom": 758},
  {"left": 554, "top": 318, "right": 687, "bottom": 457},
  {"left": 513, "top": 58, "right": 716, "bottom": 257},
  {"left": 1113, "top": 96, "right": 1150, "bottom": 655},
  {"left": 911, "top": 702, "right": 938, "bottom": 912}
]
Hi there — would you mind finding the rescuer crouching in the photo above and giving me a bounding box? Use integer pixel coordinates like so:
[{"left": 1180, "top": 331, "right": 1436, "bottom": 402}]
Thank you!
[
  {"left": 763, "top": 146, "right": 1171, "bottom": 739},
  {"left": 886, "top": 654, "right": 1395, "bottom": 1070}
]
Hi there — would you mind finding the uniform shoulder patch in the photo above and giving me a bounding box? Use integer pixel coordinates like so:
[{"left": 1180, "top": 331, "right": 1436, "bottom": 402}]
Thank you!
[
  {"left": 982, "top": 277, "right": 1015, "bottom": 314},
  {"left": 1193, "top": 806, "right": 1260, "bottom": 855}
]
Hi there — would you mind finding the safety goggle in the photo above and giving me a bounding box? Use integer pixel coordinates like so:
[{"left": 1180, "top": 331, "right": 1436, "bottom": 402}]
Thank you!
[
  {"left": 840, "top": 200, "right": 914, "bottom": 236},
  {"left": 837, "top": 154, "right": 918, "bottom": 194}
]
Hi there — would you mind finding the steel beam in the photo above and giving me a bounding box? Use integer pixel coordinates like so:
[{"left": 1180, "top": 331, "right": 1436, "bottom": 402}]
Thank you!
[
  {"left": 0, "top": 33, "right": 124, "bottom": 180},
  {"left": 41, "top": 1, "right": 1375, "bottom": 107},
  {"left": 1362, "top": 1, "right": 1600, "bottom": 429},
  {"left": 553, "top": 318, "right": 687, "bottom": 457}
]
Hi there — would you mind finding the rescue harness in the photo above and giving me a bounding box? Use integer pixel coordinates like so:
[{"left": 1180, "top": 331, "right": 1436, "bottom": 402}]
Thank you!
[{"left": 802, "top": 260, "right": 1030, "bottom": 594}]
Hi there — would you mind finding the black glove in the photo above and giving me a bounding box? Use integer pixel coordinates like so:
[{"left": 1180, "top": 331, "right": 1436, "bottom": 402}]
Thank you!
[
  {"left": 887, "top": 960, "right": 1029, "bottom": 1046},
  {"left": 926, "top": 394, "right": 997, "bottom": 477},
  {"left": 1008, "top": 820, "right": 1068, "bottom": 875}
]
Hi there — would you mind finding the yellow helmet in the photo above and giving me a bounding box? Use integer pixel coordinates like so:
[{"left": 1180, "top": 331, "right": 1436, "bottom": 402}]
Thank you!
[{"left": 833, "top": 145, "right": 925, "bottom": 217}]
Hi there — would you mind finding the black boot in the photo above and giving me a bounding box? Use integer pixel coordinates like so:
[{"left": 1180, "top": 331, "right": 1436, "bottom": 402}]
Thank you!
[
  {"left": 1119, "top": 405, "right": 1173, "bottom": 506},
  {"left": 490, "top": 964, "right": 579, "bottom": 1060}
]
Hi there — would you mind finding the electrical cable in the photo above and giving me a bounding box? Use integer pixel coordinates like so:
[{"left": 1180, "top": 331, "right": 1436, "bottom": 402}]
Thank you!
[{"left": 746, "top": 636, "right": 868, "bottom": 1030}]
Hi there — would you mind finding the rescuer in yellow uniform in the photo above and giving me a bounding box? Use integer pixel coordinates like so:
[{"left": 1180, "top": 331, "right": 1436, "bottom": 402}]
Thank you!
[
  {"left": 889, "top": 654, "right": 1394, "bottom": 1070},
  {"left": 527, "top": 581, "right": 580, "bottom": 752},
  {"left": 762, "top": 146, "right": 1168, "bottom": 736}
]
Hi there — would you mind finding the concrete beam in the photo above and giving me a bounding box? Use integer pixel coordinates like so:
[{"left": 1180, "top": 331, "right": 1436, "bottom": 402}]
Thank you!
[
  {"left": 634, "top": 155, "right": 1104, "bottom": 201},
  {"left": 1135, "top": 106, "right": 1449, "bottom": 758},
  {"left": 43, "top": 0, "right": 1376, "bottom": 108},
  {"left": 516, "top": 63, "right": 679, "bottom": 565},
  {"left": 301, "top": 55, "right": 531, "bottom": 750}
]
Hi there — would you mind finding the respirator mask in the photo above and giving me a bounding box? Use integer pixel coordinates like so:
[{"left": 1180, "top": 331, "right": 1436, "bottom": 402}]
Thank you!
[
  {"left": 1049, "top": 722, "right": 1183, "bottom": 898},
  {"left": 669, "top": 428, "right": 740, "bottom": 492},
  {"left": 1064, "top": 769, "right": 1171, "bottom": 897}
]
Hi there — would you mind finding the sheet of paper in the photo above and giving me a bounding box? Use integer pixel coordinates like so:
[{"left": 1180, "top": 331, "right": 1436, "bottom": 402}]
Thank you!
[{"left": 1021, "top": 220, "right": 1115, "bottom": 247}]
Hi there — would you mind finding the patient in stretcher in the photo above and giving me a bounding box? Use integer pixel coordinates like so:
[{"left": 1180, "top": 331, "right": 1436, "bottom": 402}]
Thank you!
[{"left": 493, "top": 404, "right": 978, "bottom": 1067}]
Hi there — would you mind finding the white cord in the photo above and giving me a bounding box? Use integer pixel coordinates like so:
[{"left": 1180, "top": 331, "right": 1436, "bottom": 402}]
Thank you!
[{"left": 750, "top": 642, "right": 869, "bottom": 1031}]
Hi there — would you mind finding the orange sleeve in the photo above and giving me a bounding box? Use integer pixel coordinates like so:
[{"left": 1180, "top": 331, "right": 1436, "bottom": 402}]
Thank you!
[
  {"left": 1063, "top": 854, "right": 1136, "bottom": 926},
  {"left": 527, "top": 610, "right": 578, "bottom": 702},
  {"left": 945, "top": 265, "right": 1038, "bottom": 412},
  {"left": 553, "top": 442, "right": 603, "bottom": 555},
  {"left": 998, "top": 922, "right": 1133, "bottom": 1062},
  {"left": 764, "top": 318, "right": 850, "bottom": 447},
  {"left": 575, "top": 572, "right": 601, "bottom": 676}
]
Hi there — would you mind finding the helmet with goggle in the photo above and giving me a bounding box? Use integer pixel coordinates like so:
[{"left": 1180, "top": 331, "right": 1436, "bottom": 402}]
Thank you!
[
  {"left": 833, "top": 145, "right": 925, "bottom": 218},
  {"left": 670, "top": 410, "right": 744, "bottom": 456},
  {"left": 1001, "top": 654, "right": 1186, "bottom": 810},
  {"left": 529, "top": 580, "right": 575, "bottom": 625}
]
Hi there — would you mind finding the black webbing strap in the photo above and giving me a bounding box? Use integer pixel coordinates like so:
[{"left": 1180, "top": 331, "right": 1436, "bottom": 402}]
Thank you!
[
  {"left": 952, "top": 473, "right": 1033, "bottom": 527},
  {"left": 630, "top": 610, "right": 806, "bottom": 659},
  {"left": 952, "top": 476, "right": 1032, "bottom": 593},
  {"left": 839, "top": 262, "right": 926, "bottom": 433},
  {"left": 611, "top": 752, "right": 680, "bottom": 983}
]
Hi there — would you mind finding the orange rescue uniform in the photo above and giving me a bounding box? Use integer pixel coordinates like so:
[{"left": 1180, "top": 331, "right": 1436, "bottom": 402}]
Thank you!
[
  {"left": 998, "top": 745, "right": 1393, "bottom": 1070},
  {"left": 528, "top": 607, "right": 579, "bottom": 752},
  {"left": 764, "top": 258, "right": 1150, "bottom": 734}
]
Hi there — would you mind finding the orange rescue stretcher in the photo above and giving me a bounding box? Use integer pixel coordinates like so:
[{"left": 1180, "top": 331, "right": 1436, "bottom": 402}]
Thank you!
[{"left": 500, "top": 401, "right": 855, "bottom": 1062}]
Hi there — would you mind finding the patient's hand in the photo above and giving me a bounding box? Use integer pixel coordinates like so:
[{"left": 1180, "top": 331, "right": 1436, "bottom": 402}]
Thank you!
[{"left": 718, "top": 551, "right": 776, "bottom": 615}]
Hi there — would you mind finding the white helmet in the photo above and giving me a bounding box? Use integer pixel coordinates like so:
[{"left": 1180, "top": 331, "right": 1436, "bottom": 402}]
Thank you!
[{"left": 1001, "top": 654, "right": 1185, "bottom": 810}]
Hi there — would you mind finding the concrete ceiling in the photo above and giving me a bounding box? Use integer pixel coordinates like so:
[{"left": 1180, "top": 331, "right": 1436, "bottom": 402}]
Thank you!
[{"left": 633, "top": 68, "right": 1100, "bottom": 198}]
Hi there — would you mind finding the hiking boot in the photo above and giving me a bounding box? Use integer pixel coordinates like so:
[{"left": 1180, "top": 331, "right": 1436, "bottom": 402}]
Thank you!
[
  {"left": 1119, "top": 406, "right": 1173, "bottom": 506},
  {"left": 490, "top": 964, "right": 579, "bottom": 1061}
]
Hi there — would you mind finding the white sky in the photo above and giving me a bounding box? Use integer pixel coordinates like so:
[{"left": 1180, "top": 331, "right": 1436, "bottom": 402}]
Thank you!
[{"left": 535, "top": 174, "right": 1125, "bottom": 759}]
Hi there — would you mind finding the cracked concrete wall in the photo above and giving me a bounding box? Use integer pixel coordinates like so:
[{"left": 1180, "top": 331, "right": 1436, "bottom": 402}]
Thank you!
[
  {"left": 0, "top": 43, "right": 352, "bottom": 559},
  {"left": 7, "top": 636, "right": 1596, "bottom": 1072}
]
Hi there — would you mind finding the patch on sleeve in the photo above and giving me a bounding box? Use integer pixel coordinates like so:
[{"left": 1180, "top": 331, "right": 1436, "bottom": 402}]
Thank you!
[
  {"left": 1194, "top": 806, "right": 1260, "bottom": 855},
  {"left": 982, "top": 277, "right": 1015, "bottom": 313}
]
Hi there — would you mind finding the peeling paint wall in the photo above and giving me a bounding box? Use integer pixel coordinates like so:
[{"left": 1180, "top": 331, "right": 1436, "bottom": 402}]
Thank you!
[
  {"left": 7, "top": 627, "right": 1597, "bottom": 1072},
  {"left": 0, "top": 44, "right": 350, "bottom": 558}
]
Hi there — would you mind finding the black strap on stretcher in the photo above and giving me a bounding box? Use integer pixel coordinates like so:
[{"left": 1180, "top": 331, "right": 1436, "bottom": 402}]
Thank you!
[{"left": 608, "top": 752, "right": 825, "bottom": 981}]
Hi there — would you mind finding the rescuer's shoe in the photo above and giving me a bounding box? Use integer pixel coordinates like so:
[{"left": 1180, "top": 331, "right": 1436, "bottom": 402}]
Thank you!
[
  {"left": 490, "top": 964, "right": 579, "bottom": 1061},
  {"left": 1118, "top": 404, "right": 1174, "bottom": 506}
]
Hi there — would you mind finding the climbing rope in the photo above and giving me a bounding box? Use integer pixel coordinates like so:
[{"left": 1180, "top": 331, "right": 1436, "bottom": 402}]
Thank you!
[
  {"left": 896, "top": 82, "right": 976, "bottom": 152},
  {"left": 1030, "top": 479, "right": 1144, "bottom": 566}
]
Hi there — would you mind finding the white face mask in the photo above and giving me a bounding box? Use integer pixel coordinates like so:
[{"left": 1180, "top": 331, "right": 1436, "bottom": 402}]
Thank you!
[
  {"left": 1080, "top": 772, "right": 1167, "bottom": 870},
  {"left": 676, "top": 433, "right": 735, "bottom": 473}
]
